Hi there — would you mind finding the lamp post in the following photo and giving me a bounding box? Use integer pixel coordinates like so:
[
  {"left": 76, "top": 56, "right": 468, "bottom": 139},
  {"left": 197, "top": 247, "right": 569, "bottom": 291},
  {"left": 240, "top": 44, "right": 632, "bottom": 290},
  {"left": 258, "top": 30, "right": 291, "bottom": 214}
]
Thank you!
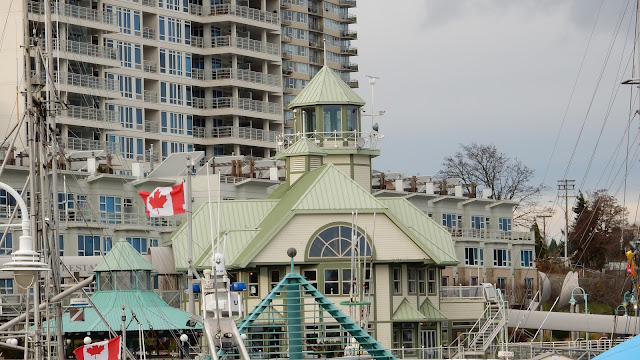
[
  {"left": 0, "top": 182, "right": 49, "bottom": 359},
  {"left": 569, "top": 286, "right": 589, "bottom": 341},
  {"left": 616, "top": 304, "right": 628, "bottom": 316},
  {"left": 622, "top": 291, "right": 637, "bottom": 317}
]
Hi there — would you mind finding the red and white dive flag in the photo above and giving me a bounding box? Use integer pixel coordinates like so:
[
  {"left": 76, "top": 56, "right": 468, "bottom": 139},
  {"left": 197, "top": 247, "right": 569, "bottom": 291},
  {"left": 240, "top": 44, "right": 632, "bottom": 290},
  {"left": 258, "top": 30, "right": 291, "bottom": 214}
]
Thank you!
[
  {"left": 138, "top": 183, "right": 186, "bottom": 217},
  {"left": 73, "top": 336, "right": 121, "bottom": 360}
]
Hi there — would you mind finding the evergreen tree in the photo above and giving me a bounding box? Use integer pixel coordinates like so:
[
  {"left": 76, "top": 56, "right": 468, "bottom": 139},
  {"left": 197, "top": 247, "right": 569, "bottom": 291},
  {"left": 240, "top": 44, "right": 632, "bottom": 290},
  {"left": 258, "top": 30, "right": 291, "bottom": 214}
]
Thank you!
[{"left": 532, "top": 221, "right": 548, "bottom": 259}]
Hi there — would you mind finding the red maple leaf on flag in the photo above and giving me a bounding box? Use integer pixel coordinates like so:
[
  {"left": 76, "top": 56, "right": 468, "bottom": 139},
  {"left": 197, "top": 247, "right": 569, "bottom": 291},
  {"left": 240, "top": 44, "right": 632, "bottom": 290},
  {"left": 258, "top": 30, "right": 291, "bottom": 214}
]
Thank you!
[
  {"left": 148, "top": 189, "right": 167, "bottom": 210},
  {"left": 86, "top": 344, "right": 105, "bottom": 357}
]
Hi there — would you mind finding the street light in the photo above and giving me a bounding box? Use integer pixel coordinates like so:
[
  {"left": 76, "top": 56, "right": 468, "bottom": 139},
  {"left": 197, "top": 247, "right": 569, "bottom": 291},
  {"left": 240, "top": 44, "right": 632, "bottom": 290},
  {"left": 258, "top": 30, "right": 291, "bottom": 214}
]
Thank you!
[
  {"left": 622, "top": 291, "right": 637, "bottom": 316},
  {"left": 569, "top": 286, "right": 589, "bottom": 341},
  {"left": 616, "top": 304, "right": 628, "bottom": 316}
]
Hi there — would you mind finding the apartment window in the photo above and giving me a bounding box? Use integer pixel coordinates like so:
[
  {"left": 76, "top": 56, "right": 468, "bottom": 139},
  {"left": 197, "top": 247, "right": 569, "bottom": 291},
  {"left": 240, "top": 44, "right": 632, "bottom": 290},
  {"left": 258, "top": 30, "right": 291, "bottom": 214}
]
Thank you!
[
  {"left": 392, "top": 267, "right": 401, "bottom": 295},
  {"left": 524, "top": 278, "right": 533, "bottom": 299},
  {"left": 323, "top": 105, "right": 341, "bottom": 133},
  {"left": 341, "top": 269, "right": 352, "bottom": 295},
  {"left": 59, "top": 235, "right": 64, "bottom": 257},
  {"left": 117, "top": 75, "right": 142, "bottom": 100},
  {"left": 0, "top": 232, "right": 12, "bottom": 255},
  {"left": 441, "top": 276, "right": 449, "bottom": 287},
  {"left": 114, "top": 7, "right": 141, "bottom": 36},
  {"left": 160, "top": 82, "right": 189, "bottom": 105},
  {"left": 464, "top": 247, "right": 484, "bottom": 266},
  {"left": 150, "top": 239, "right": 159, "bottom": 248},
  {"left": 161, "top": 141, "right": 193, "bottom": 160},
  {"left": 407, "top": 268, "right": 417, "bottom": 294},
  {"left": 118, "top": 106, "right": 143, "bottom": 130},
  {"left": 0, "top": 279, "right": 13, "bottom": 294},
  {"left": 303, "top": 270, "right": 317, "bottom": 289},
  {"left": 99, "top": 196, "right": 122, "bottom": 224},
  {"left": 159, "top": 49, "right": 192, "bottom": 77},
  {"left": 499, "top": 218, "right": 511, "bottom": 231},
  {"left": 470, "top": 276, "right": 478, "bottom": 286},
  {"left": 118, "top": 41, "right": 141, "bottom": 69},
  {"left": 126, "top": 237, "right": 148, "bottom": 254},
  {"left": 324, "top": 269, "right": 339, "bottom": 295},
  {"left": 103, "top": 237, "right": 112, "bottom": 253},
  {"left": 0, "top": 189, "right": 18, "bottom": 218},
  {"left": 493, "top": 249, "right": 511, "bottom": 267},
  {"left": 161, "top": 112, "right": 193, "bottom": 135},
  {"left": 496, "top": 277, "right": 507, "bottom": 291},
  {"left": 78, "top": 235, "right": 101, "bottom": 256},
  {"left": 471, "top": 216, "right": 485, "bottom": 230},
  {"left": 417, "top": 268, "right": 426, "bottom": 295},
  {"left": 108, "top": 136, "right": 143, "bottom": 160},
  {"left": 270, "top": 270, "right": 281, "bottom": 290},
  {"left": 428, "top": 268, "right": 436, "bottom": 295},
  {"left": 248, "top": 271, "right": 259, "bottom": 297},
  {"left": 521, "top": 250, "right": 534, "bottom": 267},
  {"left": 158, "top": 16, "right": 190, "bottom": 44},
  {"left": 442, "top": 213, "right": 457, "bottom": 229},
  {"left": 160, "top": 0, "right": 187, "bottom": 12}
]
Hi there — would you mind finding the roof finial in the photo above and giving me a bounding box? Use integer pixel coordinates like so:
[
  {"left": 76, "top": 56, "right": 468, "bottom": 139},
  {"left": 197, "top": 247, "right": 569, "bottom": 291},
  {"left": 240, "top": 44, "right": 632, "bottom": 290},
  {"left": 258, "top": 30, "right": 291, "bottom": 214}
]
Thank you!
[{"left": 323, "top": 39, "right": 327, "bottom": 66}]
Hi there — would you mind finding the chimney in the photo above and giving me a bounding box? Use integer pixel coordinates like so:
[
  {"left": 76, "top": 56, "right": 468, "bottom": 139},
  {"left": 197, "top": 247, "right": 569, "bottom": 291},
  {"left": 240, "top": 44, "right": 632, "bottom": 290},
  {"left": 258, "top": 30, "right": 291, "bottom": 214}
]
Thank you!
[
  {"left": 454, "top": 185, "right": 463, "bottom": 197},
  {"left": 425, "top": 182, "right": 434, "bottom": 194},
  {"left": 269, "top": 167, "right": 278, "bottom": 181},
  {"left": 87, "top": 158, "right": 97, "bottom": 175},
  {"left": 410, "top": 176, "right": 417, "bottom": 192},
  {"left": 131, "top": 163, "right": 144, "bottom": 179},
  {"left": 483, "top": 188, "right": 493, "bottom": 199},
  {"left": 395, "top": 179, "right": 404, "bottom": 192}
]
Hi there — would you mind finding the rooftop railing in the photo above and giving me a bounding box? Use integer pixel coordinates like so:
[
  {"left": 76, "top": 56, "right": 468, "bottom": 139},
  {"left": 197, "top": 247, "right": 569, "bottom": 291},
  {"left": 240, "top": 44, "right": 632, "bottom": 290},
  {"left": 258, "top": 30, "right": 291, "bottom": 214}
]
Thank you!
[
  {"left": 193, "top": 126, "right": 279, "bottom": 143},
  {"left": 449, "top": 228, "right": 534, "bottom": 242},
  {"left": 28, "top": 1, "right": 116, "bottom": 25},
  {"left": 192, "top": 97, "right": 282, "bottom": 115},
  {"left": 58, "top": 209, "right": 183, "bottom": 228},
  {"left": 440, "top": 285, "right": 484, "bottom": 299},
  {"left": 210, "top": 4, "right": 279, "bottom": 25},
  {"left": 277, "top": 131, "right": 383, "bottom": 151}
]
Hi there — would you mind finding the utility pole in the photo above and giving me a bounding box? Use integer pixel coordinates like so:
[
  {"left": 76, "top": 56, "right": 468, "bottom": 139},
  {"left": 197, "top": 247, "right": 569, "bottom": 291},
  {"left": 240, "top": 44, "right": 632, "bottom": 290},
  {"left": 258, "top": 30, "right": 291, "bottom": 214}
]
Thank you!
[
  {"left": 536, "top": 214, "right": 553, "bottom": 254},
  {"left": 557, "top": 180, "right": 575, "bottom": 266}
]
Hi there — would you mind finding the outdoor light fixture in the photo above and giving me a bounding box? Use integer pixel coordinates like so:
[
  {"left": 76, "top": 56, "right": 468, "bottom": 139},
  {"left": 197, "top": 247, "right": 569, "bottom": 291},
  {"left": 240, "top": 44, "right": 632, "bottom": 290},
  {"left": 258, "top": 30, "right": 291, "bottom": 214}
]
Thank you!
[{"left": 83, "top": 337, "right": 92, "bottom": 345}]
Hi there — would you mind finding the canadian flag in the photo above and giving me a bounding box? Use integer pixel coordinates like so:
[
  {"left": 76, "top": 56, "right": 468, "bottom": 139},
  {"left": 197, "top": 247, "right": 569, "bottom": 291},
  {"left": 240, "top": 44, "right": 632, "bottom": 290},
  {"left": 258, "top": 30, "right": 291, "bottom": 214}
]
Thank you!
[
  {"left": 138, "top": 183, "right": 186, "bottom": 217},
  {"left": 73, "top": 336, "right": 121, "bottom": 360}
]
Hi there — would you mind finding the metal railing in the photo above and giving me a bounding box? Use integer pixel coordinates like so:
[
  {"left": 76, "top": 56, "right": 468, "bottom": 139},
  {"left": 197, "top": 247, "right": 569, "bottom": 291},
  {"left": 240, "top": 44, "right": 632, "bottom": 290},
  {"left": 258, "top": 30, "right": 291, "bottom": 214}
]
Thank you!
[
  {"left": 449, "top": 228, "right": 535, "bottom": 241},
  {"left": 210, "top": 4, "right": 279, "bottom": 24},
  {"left": 143, "top": 27, "right": 156, "bottom": 40},
  {"left": 340, "top": 30, "right": 358, "bottom": 38},
  {"left": 142, "top": 0, "right": 157, "bottom": 7},
  {"left": 62, "top": 72, "right": 116, "bottom": 91},
  {"left": 339, "top": 0, "right": 356, "bottom": 6},
  {"left": 143, "top": 60, "right": 157, "bottom": 73},
  {"left": 145, "top": 121, "right": 159, "bottom": 133},
  {"left": 189, "top": 3, "right": 203, "bottom": 15},
  {"left": 191, "top": 35, "right": 205, "bottom": 48},
  {"left": 193, "top": 126, "right": 278, "bottom": 143},
  {"left": 57, "top": 105, "right": 118, "bottom": 124},
  {"left": 341, "top": 62, "right": 358, "bottom": 71},
  {"left": 206, "top": 36, "right": 279, "bottom": 56},
  {"left": 340, "top": 14, "right": 357, "bottom": 23},
  {"left": 191, "top": 68, "right": 280, "bottom": 87},
  {"left": 191, "top": 97, "right": 282, "bottom": 115},
  {"left": 58, "top": 138, "right": 119, "bottom": 153},
  {"left": 277, "top": 131, "right": 375, "bottom": 150},
  {"left": 341, "top": 46, "right": 358, "bottom": 55},
  {"left": 440, "top": 285, "right": 484, "bottom": 299},
  {"left": 45, "top": 38, "right": 117, "bottom": 60},
  {"left": 28, "top": 1, "right": 116, "bottom": 25},
  {"left": 59, "top": 209, "right": 183, "bottom": 227},
  {"left": 144, "top": 90, "right": 158, "bottom": 103}
]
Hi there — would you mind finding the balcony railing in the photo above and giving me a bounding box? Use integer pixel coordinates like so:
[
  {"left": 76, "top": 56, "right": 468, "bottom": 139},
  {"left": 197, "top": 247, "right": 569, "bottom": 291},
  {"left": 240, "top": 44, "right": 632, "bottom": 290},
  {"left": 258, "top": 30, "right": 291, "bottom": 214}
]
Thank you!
[
  {"left": 281, "top": 34, "right": 292, "bottom": 43},
  {"left": 28, "top": 1, "right": 116, "bottom": 25},
  {"left": 339, "top": 30, "right": 358, "bottom": 39},
  {"left": 340, "top": 46, "right": 358, "bottom": 55},
  {"left": 339, "top": 14, "right": 357, "bottom": 24},
  {"left": 142, "top": 0, "right": 157, "bottom": 7},
  {"left": 338, "top": 0, "right": 356, "bottom": 7},
  {"left": 341, "top": 62, "right": 358, "bottom": 71},
  {"left": 192, "top": 97, "right": 282, "bottom": 115},
  {"left": 448, "top": 228, "right": 534, "bottom": 241},
  {"left": 193, "top": 126, "right": 278, "bottom": 143},
  {"left": 48, "top": 38, "right": 117, "bottom": 60},
  {"left": 348, "top": 79, "right": 358, "bottom": 88},
  {"left": 277, "top": 131, "right": 383, "bottom": 151},
  {"left": 58, "top": 138, "right": 119, "bottom": 153},
  {"left": 440, "top": 286, "right": 484, "bottom": 299},
  {"left": 189, "top": 3, "right": 203, "bottom": 15},
  {"left": 210, "top": 4, "right": 279, "bottom": 25},
  {"left": 31, "top": 71, "right": 116, "bottom": 92},
  {"left": 143, "top": 27, "right": 156, "bottom": 40},
  {"left": 207, "top": 36, "right": 279, "bottom": 56},
  {"left": 191, "top": 35, "right": 205, "bottom": 48},
  {"left": 58, "top": 209, "right": 182, "bottom": 227},
  {"left": 308, "top": 22, "right": 323, "bottom": 32},
  {"left": 143, "top": 60, "right": 157, "bottom": 73},
  {"left": 143, "top": 90, "right": 158, "bottom": 103},
  {"left": 145, "top": 121, "right": 159, "bottom": 133},
  {"left": 57, "top": 105, "right": 118, "bottom": 123}
]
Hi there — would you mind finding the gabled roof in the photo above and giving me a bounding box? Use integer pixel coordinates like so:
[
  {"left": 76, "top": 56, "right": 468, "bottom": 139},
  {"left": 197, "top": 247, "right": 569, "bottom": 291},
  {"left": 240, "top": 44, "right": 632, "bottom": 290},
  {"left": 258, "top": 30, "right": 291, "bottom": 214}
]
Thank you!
[
  {"left": 420, "top": 298, "right": 447, "bottom": 321},
  {"left": 392, "top": 298, "right": 427, "bottom": 322},
  {"left": 379, "top": 198, "right": 458, "bottom": 265},
  {"left": 275, "top": 137, "right": 327, "bottom": 159},
  {"left": 93, "top": 238, "right": 154, "bottom": 272},
  {"left": 59, "top": 291, "right": 199, "bottom": 333},
  {"left": 288, "top": 66, "right": 365, "bottom": 108}
]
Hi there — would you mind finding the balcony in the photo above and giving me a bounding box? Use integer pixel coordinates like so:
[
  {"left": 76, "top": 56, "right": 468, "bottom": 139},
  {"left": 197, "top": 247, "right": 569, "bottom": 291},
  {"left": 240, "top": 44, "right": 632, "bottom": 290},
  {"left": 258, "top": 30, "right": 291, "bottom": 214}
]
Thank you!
[
  {"left": 339, "top": 14, "right": 357, "bottom": 24},
  {"left": 31, "top": 71, "right": 116, "bottom": 92},
  {"left": 143, "top": 60, "right": 157, "bottom": 73},
  {"left": 28, "top": 1, "right": 116, "bottom": 26},
  {"left": 308, "top": 22, "right": 323, "bottom": 32},
  {"left": 440, "top": 286, "right": 484, "bottom": 300},
  {"left": 49, "top": 39, "right": 117, "bottom": 61},
  {"left": 282, "top": 51, "right": 293, "bottom": 60},
  {"left": 56, "top": 105, "right": 118, "bottom": 124},
  {"left": 210, "top": 4, "right": 279, "bottom": 25},
  {"left": 192, "top": 126, "right": 279, "bottom": 144},
  {"left": 58, "top": 209, "right": 183, "bottom": 228},
  {"left": 448, "top": 228, "right": 534, "bottom": 242},
  {"left": 143, "top": 27, "right": 156, "bottom": 40},
  {"left": 58, "top": 138, "right": 119, "bottom": 153},
  {"left": 206, "top": 36, "right": 280, "bottom": 56},
  {"left": 282, "top": 68, "right": 293, "bottom": 77},
  {"left": 142, "top": 0, "right": 157, "bottom": 7},
  {"left": 191, "top": 36, "right": 205, "bottom": 48},
  {"left": 191, "top": 68, "right": 281, "bottom": 87},
  {"left": 341, "top": 62, "right": 358, "bottom": 72},
  {"left": 339, "top": 30, "right": 358, "bottom": 39},
  {"left": 145, "top": 121, "right": 159, "bottom": 133},
  {"left": 338, "top": 0, "right": 356, "bottom": 7},
  {"left": 309, "top": 56, "right": 323, "bottom": 66},
  {"left": 308, "top": 6, "right": 320, "bottom": 15},
  {"left": 189, "top": 3, "right": 203, "bottom": 16},
  {"left": 281, "top": 34, "right": 292, "bottom": 43},
  {"left": 192, "top": 97, "right": 282, "bottom": 115},
  {"left": 143, "top": 90, "right": 158, "bottom": 103},
  {"left": 340, "top": 46, "right": 358, "bottom": 56},
  {"left": 309, "top": 41, "right": 323, "bottom": 49},
  {"left": 280, "top": 0, "right": 291, "bottom": 9},
  {"left": 277, "top": 131, "right": 379, "bottom": 151},
  {"left": 348, "top": 79, "right": 358, "bottom": 88}
]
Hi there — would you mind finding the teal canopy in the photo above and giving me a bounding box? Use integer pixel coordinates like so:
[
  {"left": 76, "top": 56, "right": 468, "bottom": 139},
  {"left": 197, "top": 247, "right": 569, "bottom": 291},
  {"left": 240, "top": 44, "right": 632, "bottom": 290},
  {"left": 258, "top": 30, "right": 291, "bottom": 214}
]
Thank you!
[{"left": 593, "top": 336, "right": 640, "bottom": 360}]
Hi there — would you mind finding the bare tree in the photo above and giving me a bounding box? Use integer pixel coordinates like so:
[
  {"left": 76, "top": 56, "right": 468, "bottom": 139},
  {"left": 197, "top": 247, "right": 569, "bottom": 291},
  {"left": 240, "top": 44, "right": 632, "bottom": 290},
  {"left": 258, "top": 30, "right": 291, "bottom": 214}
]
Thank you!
[{"left": 438, "top": 143, "right": 547, "bottom": 227}]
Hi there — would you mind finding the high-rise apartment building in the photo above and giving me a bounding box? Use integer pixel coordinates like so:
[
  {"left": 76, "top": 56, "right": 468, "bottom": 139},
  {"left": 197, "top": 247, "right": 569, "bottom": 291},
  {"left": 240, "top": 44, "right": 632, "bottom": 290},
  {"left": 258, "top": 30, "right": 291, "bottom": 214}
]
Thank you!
[
  {"left": 0, "top": 0, "right": 357, "bottom": 172},
  {"left": 280, "top": 0, "right": 358, "bottom": 133}
]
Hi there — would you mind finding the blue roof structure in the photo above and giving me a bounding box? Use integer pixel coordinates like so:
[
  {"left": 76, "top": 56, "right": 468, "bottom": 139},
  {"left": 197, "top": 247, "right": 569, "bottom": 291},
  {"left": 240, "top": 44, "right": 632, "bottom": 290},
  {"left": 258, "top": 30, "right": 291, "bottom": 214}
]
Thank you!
[{"left": 593, "top": 336, "right": 640, "bottom": 360}]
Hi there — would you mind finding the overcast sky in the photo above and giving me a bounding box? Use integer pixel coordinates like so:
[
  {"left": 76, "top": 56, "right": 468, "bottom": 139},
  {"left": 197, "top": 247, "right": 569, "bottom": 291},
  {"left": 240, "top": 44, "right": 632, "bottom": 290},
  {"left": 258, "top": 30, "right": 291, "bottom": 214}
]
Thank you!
[{"left": 352, "top": 0, "right": 640, "bottom": 239}]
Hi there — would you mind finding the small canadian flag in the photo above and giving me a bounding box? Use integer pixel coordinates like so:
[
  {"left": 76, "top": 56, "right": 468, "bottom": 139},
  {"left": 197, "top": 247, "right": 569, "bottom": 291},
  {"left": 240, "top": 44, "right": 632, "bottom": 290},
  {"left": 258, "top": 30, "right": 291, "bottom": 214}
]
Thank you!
[
  {"left": 138, "top": 183, "right": 186, "bottom": 217},
  {"left": 73, "top": 336, "right": 121, "bottom": 360}
]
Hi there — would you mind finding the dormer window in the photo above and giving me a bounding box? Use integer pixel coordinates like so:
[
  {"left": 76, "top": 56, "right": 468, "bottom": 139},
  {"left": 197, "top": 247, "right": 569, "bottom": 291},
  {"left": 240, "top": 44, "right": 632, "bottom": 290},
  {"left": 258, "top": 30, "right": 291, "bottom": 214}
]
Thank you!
[{"left": 308, "top": 224, "right": 372, "bottom": 258}]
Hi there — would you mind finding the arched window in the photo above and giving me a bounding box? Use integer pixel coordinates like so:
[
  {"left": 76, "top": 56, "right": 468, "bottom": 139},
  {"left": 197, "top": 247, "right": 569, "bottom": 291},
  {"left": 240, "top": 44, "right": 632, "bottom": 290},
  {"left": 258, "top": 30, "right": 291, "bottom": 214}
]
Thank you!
[{"left": 308, "top": 225, "right": 372, "bottom": 258}]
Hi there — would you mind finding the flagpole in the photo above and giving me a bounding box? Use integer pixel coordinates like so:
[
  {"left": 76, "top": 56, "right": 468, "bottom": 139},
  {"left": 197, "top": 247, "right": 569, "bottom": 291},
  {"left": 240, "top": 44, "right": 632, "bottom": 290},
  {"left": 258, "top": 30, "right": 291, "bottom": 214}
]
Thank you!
[{"left": 186, "top": 157, "right": 195, "bottom": 316}]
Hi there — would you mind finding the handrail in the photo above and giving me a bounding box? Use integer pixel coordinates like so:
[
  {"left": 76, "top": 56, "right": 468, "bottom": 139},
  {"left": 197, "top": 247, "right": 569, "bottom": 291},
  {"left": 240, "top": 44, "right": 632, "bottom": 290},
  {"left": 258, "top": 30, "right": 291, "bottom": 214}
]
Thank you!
[
  {"left": 192, "top": 97, "right": 282, "bottom": 115},
  {"left": 207, "top": 35, "right": 280, "bottom": 56},
  {"left": 210, "top": 4, "right": 279, "bottom": 24},
  {"left": 28, "top": 1, "right": 116, "bottom": 25}
]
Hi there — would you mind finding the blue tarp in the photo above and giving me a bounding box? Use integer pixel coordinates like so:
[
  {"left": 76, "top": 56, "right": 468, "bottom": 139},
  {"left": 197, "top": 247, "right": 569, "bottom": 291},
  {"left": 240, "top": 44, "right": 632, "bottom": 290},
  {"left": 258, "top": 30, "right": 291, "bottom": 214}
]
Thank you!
[{"left": 593, "top": 335, "right": 640, "bottom": 360}]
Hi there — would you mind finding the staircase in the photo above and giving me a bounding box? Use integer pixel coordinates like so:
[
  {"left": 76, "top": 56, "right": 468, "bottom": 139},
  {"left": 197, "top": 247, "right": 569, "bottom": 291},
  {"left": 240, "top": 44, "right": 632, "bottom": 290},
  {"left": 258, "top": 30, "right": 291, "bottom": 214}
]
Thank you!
[{"left": 449, "top": 285, "right": 508, "bottom": 358}]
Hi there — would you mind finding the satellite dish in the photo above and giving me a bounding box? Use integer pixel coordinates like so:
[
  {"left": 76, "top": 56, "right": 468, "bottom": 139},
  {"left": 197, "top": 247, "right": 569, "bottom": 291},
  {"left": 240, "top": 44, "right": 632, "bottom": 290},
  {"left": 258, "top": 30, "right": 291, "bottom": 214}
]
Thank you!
[{"left": 356, "top": 137, "right": 366, "bottom": 149}]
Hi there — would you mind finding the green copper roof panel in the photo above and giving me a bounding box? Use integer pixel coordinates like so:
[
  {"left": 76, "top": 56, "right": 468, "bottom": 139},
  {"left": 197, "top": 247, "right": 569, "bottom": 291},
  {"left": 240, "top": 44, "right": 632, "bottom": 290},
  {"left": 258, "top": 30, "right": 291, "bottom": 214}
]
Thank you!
[
  {"left": 392, "top": 298, "right": 428, "bottom": 322},
  {"left": 275, "top": 137, "right": 327, "bottom": 159},
  {"left": 93, "top": 239, "right": 155, "bottom": 272},
  {"left": 59, "top": 291, "right": 200, "bottom": 333},
  {"left": 171, "top": 200, "right": 278, "bottom": 270},
  {"left": 288, "top": 66, "right": 366, "bottom": 108},
  {"left": 420, "top": 298, "right": 447, "bottom": 321},
  {"left": 378, "top": 198, "right": 458, "bottom": 265}
]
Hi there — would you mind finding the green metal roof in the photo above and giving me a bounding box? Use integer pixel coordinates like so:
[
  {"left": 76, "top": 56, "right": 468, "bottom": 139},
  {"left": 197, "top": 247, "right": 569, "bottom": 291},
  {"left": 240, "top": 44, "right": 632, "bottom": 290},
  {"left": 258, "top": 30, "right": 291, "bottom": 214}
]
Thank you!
[
  {"left": 420, "top": 298, "right": 447, "bottom": 321},
  {"left": 59, "top": 291, "right": 199, "bottom": 333},
  {"left": 379, "top": 198, "right": 459, "bottom": 265},
  {"left": 392, "top": 298, "right": 428, "bottom": 322},
  {"left": 93, "top": 238, "right": 155, "bottom": 272},
  {"left": 288, "top": 66, "right": 366, "bottom": 108},
  {"left": 275, "top": 137, "right": 327, "bottom": 159}
]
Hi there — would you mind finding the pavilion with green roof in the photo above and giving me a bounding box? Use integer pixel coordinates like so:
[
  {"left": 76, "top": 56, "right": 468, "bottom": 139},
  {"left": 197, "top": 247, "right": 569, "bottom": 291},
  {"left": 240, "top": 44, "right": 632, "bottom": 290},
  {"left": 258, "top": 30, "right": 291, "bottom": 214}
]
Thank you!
[{"left": 169, "top": 64, "right": 459, "bottom": 352}]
